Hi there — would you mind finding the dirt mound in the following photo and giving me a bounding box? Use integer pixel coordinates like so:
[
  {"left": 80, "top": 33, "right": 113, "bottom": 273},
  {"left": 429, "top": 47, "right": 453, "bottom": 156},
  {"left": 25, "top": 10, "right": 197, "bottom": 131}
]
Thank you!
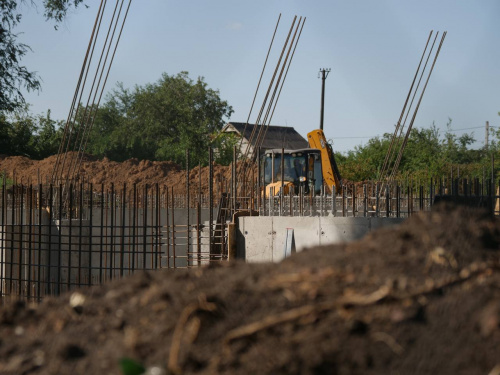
[
  {"left": 0, "top": 204, "right": 499, "bottom": 374},
  {"left": 0, "top": 154, "right": 245, "bottom": 194}
]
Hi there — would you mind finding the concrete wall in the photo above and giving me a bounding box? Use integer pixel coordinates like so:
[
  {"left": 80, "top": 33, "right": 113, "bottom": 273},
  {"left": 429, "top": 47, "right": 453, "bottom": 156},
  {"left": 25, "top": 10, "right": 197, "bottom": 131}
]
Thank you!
[{"left": 237, "top": 216, "right": 405, "bottom": 263}]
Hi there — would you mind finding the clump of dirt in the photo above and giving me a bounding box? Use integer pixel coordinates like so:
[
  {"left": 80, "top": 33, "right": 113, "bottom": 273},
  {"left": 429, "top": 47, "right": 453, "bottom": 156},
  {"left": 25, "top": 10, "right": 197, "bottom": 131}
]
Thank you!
[
  {"left": 0, "top": 154, "right": 252, "bottom": 194},
  {"left": 0, "top": 204, "right": 499, "bottom": 374}
]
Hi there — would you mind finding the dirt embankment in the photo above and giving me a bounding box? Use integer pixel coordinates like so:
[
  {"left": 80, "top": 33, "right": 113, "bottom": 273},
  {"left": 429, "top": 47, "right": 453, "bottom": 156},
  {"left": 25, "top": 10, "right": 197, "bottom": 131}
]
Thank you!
[
  {"left": 0, "top": 204, "right": 499, "bottom": 374},
  {"left": 0, "top": 154, "right": 255, "bottom": 194}
]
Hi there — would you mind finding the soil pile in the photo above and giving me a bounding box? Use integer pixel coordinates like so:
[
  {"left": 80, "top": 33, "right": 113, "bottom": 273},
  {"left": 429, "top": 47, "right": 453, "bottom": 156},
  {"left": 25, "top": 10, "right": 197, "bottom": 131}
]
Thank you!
[
  {"left": 0, "top": 154, "right": 247, "bottom": 194},
  {"left": 0, "top": 204, "right": 499, "bottom": 374}
]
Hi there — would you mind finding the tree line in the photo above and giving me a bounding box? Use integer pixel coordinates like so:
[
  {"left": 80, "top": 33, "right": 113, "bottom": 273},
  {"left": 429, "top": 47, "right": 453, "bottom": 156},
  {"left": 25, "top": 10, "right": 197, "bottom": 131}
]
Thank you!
[
  {"left": 335, "top": 119, "right": 500, "bottom": 182},
  {"left": 1, "top": 72, "right": 238, "bottom": 166}
]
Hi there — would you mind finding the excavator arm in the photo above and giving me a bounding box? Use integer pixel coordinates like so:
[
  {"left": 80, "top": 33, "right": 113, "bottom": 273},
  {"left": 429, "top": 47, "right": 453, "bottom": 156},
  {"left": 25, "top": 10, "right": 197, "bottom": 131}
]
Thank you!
[{"left": 307, "top": 129, "right": 342, "bottom": 194}]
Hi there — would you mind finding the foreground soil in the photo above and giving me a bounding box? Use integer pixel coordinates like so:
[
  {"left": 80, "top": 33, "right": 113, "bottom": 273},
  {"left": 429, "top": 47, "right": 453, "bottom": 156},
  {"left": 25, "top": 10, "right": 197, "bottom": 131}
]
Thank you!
[{"left": 0, "top": 204, "right": 499, "bottom": 374}]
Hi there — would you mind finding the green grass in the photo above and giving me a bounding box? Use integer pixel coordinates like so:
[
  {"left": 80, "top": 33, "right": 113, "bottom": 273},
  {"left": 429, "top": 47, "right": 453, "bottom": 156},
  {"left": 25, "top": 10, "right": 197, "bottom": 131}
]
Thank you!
[{"left": 0, "top": 172, "right": 13, "bottom": 187}]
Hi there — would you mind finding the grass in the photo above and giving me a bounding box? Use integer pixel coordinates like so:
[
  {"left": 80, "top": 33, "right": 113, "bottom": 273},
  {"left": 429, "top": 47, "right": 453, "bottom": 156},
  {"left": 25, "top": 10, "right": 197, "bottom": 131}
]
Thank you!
[{"left": 0, "top": 172, "right": 13, "bottom": 187}]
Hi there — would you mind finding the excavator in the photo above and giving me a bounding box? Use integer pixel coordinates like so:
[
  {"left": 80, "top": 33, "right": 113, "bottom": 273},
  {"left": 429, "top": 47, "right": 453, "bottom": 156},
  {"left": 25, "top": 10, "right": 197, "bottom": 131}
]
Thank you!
[{"left": 262, "top": 129, "right": 342, "bottom": 197}]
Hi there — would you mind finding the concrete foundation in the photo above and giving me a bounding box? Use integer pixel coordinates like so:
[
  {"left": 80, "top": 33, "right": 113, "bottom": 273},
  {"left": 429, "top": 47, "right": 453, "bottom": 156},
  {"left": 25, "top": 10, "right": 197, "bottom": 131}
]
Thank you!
[{"left": 237, "top": 216, "right": 405, "bottom": 263}]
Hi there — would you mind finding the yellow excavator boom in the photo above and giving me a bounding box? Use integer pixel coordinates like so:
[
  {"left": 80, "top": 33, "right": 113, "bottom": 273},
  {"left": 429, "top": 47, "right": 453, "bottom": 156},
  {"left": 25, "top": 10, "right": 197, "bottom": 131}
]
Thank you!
[{"left": 307, "top": 129, "right": 342, "bottom": 194}]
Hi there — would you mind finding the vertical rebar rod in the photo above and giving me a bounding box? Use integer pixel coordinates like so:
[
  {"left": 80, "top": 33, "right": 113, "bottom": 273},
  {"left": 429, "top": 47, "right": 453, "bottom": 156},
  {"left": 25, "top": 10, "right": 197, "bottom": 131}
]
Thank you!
[
  {"left": 165, "top": 187, "right": 170, "bottom": 268},
  {"left": 47, "top": 184, "right": 53, "bottom": 295},
  {"left": 209, "top": 148, "right": 213, "bottom": 261},
  {"left": 352, "top": 184, "right": 356, "bottom": 217},
  {"left": 68, "top": 185, "right": 73, "bottom": 292},
  {"left": 109, "top": 183, "right": 115, "bottom": 280},
  {"left": 408, "top": 185, "right": 412, "bottom": 216},
  {"left": 120, "top": 183, "right": 126, "bottom": 277},
  {"left": 232, "top": 146, "right": 237, "bottom": 217},
  {"left": 171, "top": 187, "right": 176, "bottom": 268},
  {"left": 131, "top": 183, "right": 137, "bottom": 272},
  {"left": 396, "top": 185, "right": 401, "bottom": 218},
  {"left": 257, "top": 147, "right": 261, "bottom": 212},
  {"left": 9, "top": 184, "right": 15, "bottom": 296},
  {"left": 251, "top": 167, "right": 255, "bottom": 212},
  {"left": 419, "top": 185, "right": 424, "bottom": 210},
  {"left": 363, "top": 185, "right": 367, "bottom": 217},
  {"left": 155, "top": 183, "right": 160, "bottom": 269},
  {"left": 332, "top": 185, "right": 336, "bottom": 217},
  {"left": 88, "top": 183, "right": 93, "bottom": 287},
  {"left": 17, "top": 185, "right": 24, "bottom": 298},
  {"left": 386, "top": 186, "right": 390, "bottom": 217},
  {"left": 78, "top": 183, "right": 83, "bottom": 287},
  {"left": 99, "top": 184, "right": 104, "bottom": 284},
  {"left": 280, "top": 148, "right": 284, "bottom": 216},
  {"left": 197, "top": 200, "right": 201, "bottom": 266},
  {"left": 143, "top": 184, "right": 148, "bottom": 270},
  {"left": 1, "top": 180, "right": 5, "bottom": 298},
  {"left": 186, "top": 150, "right": 190, "bottom": 267},
  {"left": 429, "top": 178, "right": 433, "bottom": 208},
  {"left": 342, "top": 187, "right": 346, "bottom": 217},
  {"left": 27, "top": 185, "right": 33, "bottom": 300}
]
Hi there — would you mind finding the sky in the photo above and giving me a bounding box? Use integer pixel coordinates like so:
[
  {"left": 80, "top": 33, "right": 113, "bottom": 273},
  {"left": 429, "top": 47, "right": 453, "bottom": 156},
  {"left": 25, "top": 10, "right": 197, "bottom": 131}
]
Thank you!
[{"left": 17, "top": 0, "right": 500, "bottom": 154}]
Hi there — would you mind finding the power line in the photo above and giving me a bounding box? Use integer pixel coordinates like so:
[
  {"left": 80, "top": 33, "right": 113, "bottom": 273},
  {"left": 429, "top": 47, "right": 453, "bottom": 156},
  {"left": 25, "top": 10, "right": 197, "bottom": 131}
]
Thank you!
[
  {"left": 446, "top": 126, "right": 483, "bottom": 132},
  {"left": 335, "top": 124, "right": 496, "bottom": 139},
  {"left": 335, "top": 136, "right": 378, "bottom": 139}
]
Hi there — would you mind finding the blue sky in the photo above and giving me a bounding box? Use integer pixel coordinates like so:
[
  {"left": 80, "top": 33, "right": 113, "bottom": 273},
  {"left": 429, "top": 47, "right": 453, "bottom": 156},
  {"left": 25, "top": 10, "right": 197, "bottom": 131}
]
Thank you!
[{"left": 18, "top": 0, "right": 500, "bottom": 153}]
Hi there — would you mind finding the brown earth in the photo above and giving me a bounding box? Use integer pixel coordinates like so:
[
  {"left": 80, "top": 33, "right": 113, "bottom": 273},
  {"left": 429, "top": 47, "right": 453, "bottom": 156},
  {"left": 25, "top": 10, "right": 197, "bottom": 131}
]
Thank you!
[
  {"left": 0, "top": 154, "right": 253, "bottom": 195},
  {"left": 0, "top": 204, "right": 499, "bottom": 374}
]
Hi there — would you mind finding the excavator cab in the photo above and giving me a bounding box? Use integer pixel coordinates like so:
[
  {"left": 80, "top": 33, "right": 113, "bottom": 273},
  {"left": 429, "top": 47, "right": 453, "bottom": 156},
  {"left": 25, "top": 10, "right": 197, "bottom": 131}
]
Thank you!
[
  {"left": 261, "top": 148, "right": 323, "bottom": 196},
  {"left": 261, "top": 129, "right": 342, "bottom": 197}
]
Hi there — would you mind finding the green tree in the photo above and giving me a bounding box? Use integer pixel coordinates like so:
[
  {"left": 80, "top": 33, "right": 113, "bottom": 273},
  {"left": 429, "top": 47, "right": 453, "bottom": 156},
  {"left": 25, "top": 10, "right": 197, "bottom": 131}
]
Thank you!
[
  {"left": 87, "top": 72, "right": 234, "bottom": 166},
  {"left": 0, "top": 112, "right": 12, "bottom": 154},
  {"left": 338, "top": 120, "right": 481, "bottom": 181},
  {"left": 0, "top": 0, "right": 86, "bottom": 112},
  {"left": 7, "top": 108, "right": 36, "bottom": 157},
  {"left": 32, "top": 110, "right": 64, "bottom": 159},
  {"left": 0, "top": 108, "right": 63, "bottom": 159}
]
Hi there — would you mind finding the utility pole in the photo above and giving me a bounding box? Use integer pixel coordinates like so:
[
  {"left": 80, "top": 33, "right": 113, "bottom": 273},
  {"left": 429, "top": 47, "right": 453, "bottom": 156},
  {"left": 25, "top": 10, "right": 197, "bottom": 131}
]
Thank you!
[
  {"left": 485, "top": 121, "right": 489, "bottom": 151},
  {"left": 319, "top": 68, "right": 331, "bottom": 131}
]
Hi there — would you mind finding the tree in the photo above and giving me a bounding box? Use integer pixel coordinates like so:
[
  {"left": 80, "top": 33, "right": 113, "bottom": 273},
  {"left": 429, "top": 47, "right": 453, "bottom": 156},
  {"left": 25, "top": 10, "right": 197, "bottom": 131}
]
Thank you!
[
  {"left": 338, "top": 120, "right": 480, "bottom": 181},
  {"left": 0, "top": 0, "right": 86, "bottom": 112},
  {"left": 86, "top": 72, "right": 234, "bottom": 166},
  {"left": 32, "top": 110, "right": 64, "bottom": 159},
  {"left": 0, "top": 107, "right": 63, "bottom": 159}
]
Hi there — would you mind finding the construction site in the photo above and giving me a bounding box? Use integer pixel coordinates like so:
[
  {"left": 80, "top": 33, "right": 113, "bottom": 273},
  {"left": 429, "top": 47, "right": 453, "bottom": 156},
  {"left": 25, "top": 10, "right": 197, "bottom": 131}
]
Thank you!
[{"left": 1, "top": 2, "right": 500, "bottom": 375}]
